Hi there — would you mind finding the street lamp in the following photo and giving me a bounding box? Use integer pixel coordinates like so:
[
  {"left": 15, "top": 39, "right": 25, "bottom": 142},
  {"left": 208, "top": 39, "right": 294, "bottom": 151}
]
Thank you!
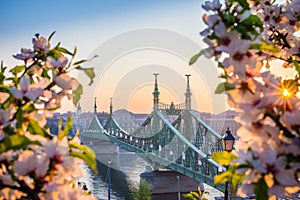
[
  {"left": 107, "top": 158, "right": 112, "bottom": 200},
  {"left": 222, "top": 127, "right": 235, "bottom": 200},
  {"left": 176, "top": 176, "right": 181, "bottom": 200},
  {"left": 222, "top": 127, "right": 235, "bottom": 152}
]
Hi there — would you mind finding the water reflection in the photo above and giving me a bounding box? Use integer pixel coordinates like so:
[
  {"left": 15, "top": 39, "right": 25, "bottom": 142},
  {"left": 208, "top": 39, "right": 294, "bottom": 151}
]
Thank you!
[
  {"left": 82, "top": 151, "right": 147, "bottom": 200},
  {"left": 81, "top": 151, "right": 223, "bottom": 200}
]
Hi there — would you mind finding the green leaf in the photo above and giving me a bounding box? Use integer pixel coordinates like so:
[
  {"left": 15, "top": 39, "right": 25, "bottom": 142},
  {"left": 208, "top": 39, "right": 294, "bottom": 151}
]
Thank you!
[
  {"left": 235, "top": 24, "right": 251, "bottom": 40},
  {"left": 229, "top": 0, "right": 249, "bottom": 9},
  {"left": 48, "top": 31, "right": 56, "bottom": 42},
  {"left": 47, "top": 49, "right": 63, "bottom": 59},
  {"left": 22, "top": 103, "right": 35, "bottom": 114},
  {"left": 224, "top": 12, "right": 236, "bottom": 26},
  {"left": 260, "top": 41, "right": 279, "bottom": 52},
  {"left": 2, "top": 125, "right": 15, "bottom": 135},
  {"left": 28, "top": 118, "right": 50, "bottom": 137},
  {"left": 215, "top": 82, "right": 235, "bottom": 94},
  {"left": 75, "top": 66, "right": 95, "bottom": 85},
  {"left": 293, "top": 60, "right": 300, "bottom": 75},
  {"left": 189, "top": 49, "right": 206, "bottom": 65},
  {"left": 211, "top": 151, "right": 238, "bottom": 166},
  {"left": 190, "top": 191, "right": 200, "bottom": 198},
  {"left": 73, "top": 59, "right": 87, "bottom": 66},
  {"left": 2, "top": 96, "right": 14, "bottom": 110},
  {"left": 217, "top": 62, "right": 225, "bottom": 69},
  {"left": 250, "top": 41, "right": 279, "bottom": 53},
  {"left": 214, "top": 170, "right": 233, "bottom": 185},
  {"left": 232, "top": 173, "right": 246, "bottom": 188},
  {"left": 73, "top": 83, "right": 83, "bottom": 105},
  {"left": 15, "top": 108, "right": 25, "bottom": 129},
  {"left": 41, "top": 68, "right": 51, "bottom": 79},
  {"left": 254, "top": 178, "right": 268, "bottom": 200},
  {"left": 56, "top": 46, "right": 74, "bottom": 56},
  {"left": 73, "top": 47, "right": 77, "bottom": 57},
  {"left": 9, "top": 65, "right": 25, "bottom": 75},
  {"left": 58, "top": 115, "right": 72, "bottom": 140},
  {"left": 249, "top": 43, "right": 261, "bottom": 50},
  {"left": 236, "top": 14, "right": 263, "bottom": 40},
  {"left": 0, "top": 134, "right": 41, "bottom": 153},
  {"left": 183, "top": 193, "right": 197, "bottom": 200},
  {"left": 0, "top": 86, "right": 9, "bottom": 93},
  {"left": 69, "top": 142, "right": 98, "bottom": 173},
  {"left": 0, "top": 63, "right": 6, "bottom": 83}
]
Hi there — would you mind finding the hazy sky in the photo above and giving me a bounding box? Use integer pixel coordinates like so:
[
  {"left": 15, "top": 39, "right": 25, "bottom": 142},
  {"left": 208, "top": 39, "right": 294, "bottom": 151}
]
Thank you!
[{"left": 0, "top": 0, "right": 228, "bottom": 114}]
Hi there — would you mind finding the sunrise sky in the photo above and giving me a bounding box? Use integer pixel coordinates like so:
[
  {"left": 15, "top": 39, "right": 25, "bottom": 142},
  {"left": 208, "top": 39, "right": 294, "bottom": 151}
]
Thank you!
[{"left": 0, "top": 0, "right": 229, "bottom": 114}]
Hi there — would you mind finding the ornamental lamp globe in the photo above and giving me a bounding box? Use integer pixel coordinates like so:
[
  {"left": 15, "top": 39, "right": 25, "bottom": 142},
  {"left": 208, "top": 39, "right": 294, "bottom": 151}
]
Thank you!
[{"left": 222, "top": 128, "right": 235, "bottom": 152}]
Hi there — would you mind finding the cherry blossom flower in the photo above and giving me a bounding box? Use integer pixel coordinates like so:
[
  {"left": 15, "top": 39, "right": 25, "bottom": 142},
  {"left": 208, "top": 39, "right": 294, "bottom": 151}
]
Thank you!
[
  {"left": 0, "top": 164, "right": 14, "bottom": 185},
  {"left": 55, "top": 74, "right": 79, "bottom": 90},
  {"left": 0, "top": 106, "right": 15, "bottom": 137},
  {"left": 0, "top": 108, "right": 12, "bottom": 127},
  {"left": 32, "top": 35, "right": 50, "bottom": 51},
  {"left": 13, "top": 150, "right": 49, "bottom": 178},
  {"left": 10, "top": 76, "right": 49, "bottom": 101},
  {"left": 0, "top": 92, "right": 9, "bottom": 103},
  {"left": 217, "top": 37, "right": 251, "bottom": 59},
  {"left": 46, "top": 56, "right": 68, "bottom": 69},
  {"left": 202, "top": 13, "right": 219, "bottom": 28},
  {"left": 13, "top": 48, "right": 35, "bottom": 61},
  {"left": 196, "top": 0, "right": 300, "bottom": 198},
  {"left": 10, "top": 76, "right": 42, "bottom": 101},
  {"left": 202, "top": 0, "right": 221, "bottom": 11},
  {"left": 43, "top": 137, "right": 69, "bottom": 159},
  {"left": 0, "top": 188, "right": 25, "bottom": 200},
  {"left": 42, "top": 182, "right": 97, "bottom": 200},
  {"left": 0, "top": 33, "right": 96, "bottom": 199},
  {"left": 237, "top": 183, "right": 255, "bottom": 198}
]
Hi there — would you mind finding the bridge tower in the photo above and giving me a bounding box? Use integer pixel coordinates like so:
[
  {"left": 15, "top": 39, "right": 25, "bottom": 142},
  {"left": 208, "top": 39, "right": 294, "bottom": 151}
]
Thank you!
[
  {"left": 110, "top": 97, "right": 113, "bottom": 115},
  {"left": 76, "top": 102, "right": 82, "bottom": 127},
  {"left": 153, "top": 73, "right": 160, "bottom": 110},
  {"left": 185, "top": 74, "right": 192, "bottom": 110},
  {"left": 152, "top": 73, "right": 160, "bottom": 146},
  {"left": 94, "top": 97, "right": 97, "bottom": 113}
]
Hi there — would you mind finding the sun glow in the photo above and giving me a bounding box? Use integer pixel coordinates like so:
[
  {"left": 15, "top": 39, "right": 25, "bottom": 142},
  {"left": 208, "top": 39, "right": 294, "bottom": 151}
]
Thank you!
[{"left": 282, "top": 88, "right": 291, "bottom": 98}]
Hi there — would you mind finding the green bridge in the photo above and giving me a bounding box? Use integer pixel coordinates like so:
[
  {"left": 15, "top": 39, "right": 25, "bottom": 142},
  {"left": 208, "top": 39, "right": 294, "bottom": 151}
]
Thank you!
[{"left": 82, "top": 74, "right": 226, "bottom": 192}]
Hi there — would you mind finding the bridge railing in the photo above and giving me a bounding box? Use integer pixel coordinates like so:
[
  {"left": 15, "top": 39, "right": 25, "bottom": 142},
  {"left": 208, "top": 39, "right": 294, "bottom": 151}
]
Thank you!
[
  {"left": 188, "top": 110, "right": 223, "bottom": 155},
  {"left": 83, "top": 109, "right": 227, "bottom": 191},
  {"left": 158, "top": 102, "right": 186, "bottom": 110},
  {"left": 100, "top": 110, "right": 225, "bottom": 190}
]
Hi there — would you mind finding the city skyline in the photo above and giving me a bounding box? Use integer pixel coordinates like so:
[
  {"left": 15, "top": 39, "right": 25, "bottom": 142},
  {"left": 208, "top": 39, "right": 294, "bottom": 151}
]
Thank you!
[
  {"left": 0, "top": 0, "right": 228, "bottom": 114},
  {"left": 1, "top": 1, "right": 294, "bottom": 115}
]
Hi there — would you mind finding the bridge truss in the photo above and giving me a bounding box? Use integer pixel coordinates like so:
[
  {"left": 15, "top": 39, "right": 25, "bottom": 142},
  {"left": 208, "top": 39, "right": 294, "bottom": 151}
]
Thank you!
[
  {"left": 82, "top": 74, "right": 226, "bottom": 192},
  {"left": 86, "top": 107, "right": 226, "bottom": 192}
]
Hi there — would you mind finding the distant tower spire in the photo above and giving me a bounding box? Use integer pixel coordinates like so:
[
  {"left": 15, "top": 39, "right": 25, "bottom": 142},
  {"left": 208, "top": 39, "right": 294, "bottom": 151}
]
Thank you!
[
  {"left": 153, "top": 73, "right": 160, "bottom": 110},
  {"left": 94, "top": 97, "right": 97, "bottom": 113},
  {"left": 185, "top": 74, "right": 192, "bottom": 110},
  {"left": 110, "top": 97, "right": 113, "bottom": 115},
  {"left": 77, "top": 103, "right": 82, "bottom": 113}
]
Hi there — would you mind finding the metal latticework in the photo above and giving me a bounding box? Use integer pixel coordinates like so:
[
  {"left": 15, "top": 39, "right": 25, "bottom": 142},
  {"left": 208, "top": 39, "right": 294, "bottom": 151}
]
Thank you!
[{"left": 83, "top": 107, "right": 226, "bottom": 192}]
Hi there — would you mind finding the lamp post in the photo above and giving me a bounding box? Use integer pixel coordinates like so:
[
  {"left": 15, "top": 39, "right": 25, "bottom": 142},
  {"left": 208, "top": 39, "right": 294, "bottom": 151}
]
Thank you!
[
  {"left": 176, "top": 176, "right": 181, "bottom": 200},
  {"left": 222, "top": 127, "right": 235, "bottom": 200},
  {"left": 107, "top": 158, "right": 112, "bottom": 200}
]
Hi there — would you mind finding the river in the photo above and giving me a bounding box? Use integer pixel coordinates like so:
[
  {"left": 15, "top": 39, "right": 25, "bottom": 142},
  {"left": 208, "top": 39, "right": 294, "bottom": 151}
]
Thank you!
[{"left": 80, "top": 150, "right": 224, "bottom": 200}]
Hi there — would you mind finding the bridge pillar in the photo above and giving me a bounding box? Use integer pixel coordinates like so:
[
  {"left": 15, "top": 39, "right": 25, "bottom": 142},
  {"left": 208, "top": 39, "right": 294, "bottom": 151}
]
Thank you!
[
  {"left": 152, "top": 73, "right": 160, "bottom": 111},
  {"left": 94, "top": 97, "right": 97, "bottom": 113},
  {"left": 141, "top": 170, "right": 204, "bottom": 199},
  {"left": 152, "top": 73, "right": 161, "bottom": 138},
  {"left": 110, "top": 97, "right": 113, "bottom": 115},
  {"left": 185, "top": 74, "right": 192, "bottom": 110}
]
